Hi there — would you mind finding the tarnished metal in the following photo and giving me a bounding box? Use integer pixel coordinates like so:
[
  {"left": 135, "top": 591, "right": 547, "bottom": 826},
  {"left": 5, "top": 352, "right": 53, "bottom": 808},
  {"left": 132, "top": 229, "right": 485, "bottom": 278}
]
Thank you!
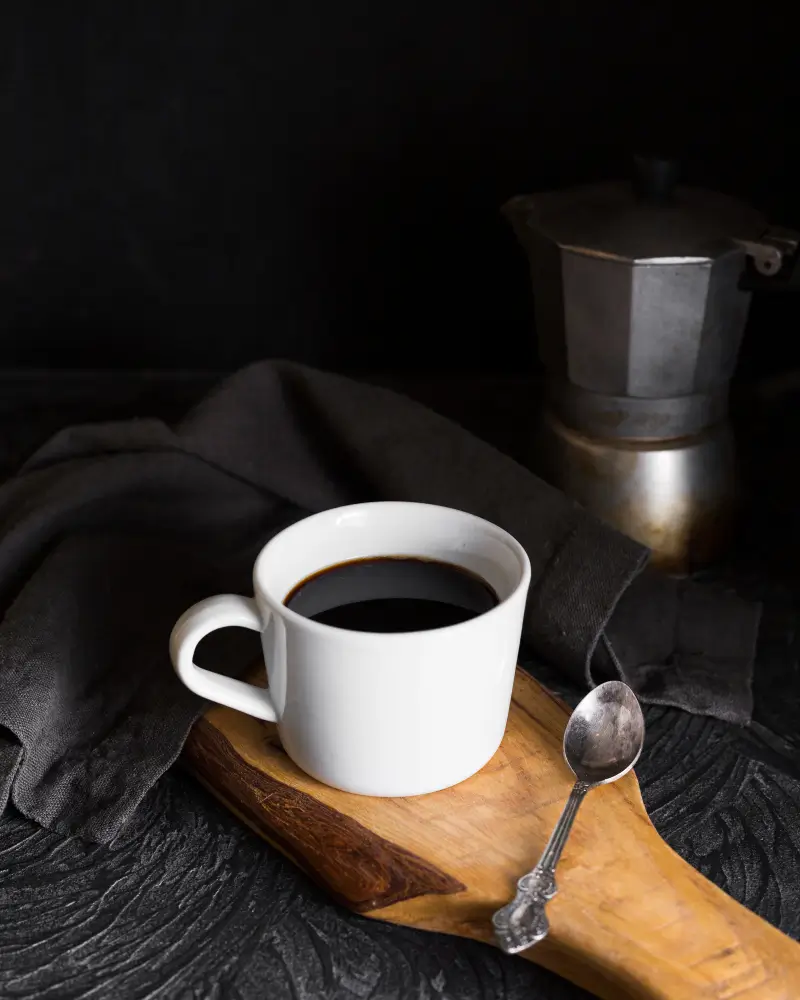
[
  {"left": 549, "top": 380, "right": 727, "bottom": 441},
  {"left": 492, "top": 682, "right": 644, "bottom": 954},
  {"left": 536, "top": 411, "right": 736, "bottom": 573},
  {"left": 506, "top": 158, "right": 796, "bottom": 568}
]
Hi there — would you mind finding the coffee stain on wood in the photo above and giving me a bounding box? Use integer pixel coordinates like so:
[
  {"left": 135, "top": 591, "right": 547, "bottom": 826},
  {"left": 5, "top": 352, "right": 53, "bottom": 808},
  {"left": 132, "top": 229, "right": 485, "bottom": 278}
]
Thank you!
[{"left": 184, "top": 667, "right": 800, "bottom": 1000}]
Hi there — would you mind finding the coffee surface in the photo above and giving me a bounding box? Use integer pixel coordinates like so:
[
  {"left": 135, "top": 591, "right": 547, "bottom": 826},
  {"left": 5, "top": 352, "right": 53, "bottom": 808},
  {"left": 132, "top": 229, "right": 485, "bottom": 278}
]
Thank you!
[{"left": 285, "top": 556, "right": 498, "bottom": 632}]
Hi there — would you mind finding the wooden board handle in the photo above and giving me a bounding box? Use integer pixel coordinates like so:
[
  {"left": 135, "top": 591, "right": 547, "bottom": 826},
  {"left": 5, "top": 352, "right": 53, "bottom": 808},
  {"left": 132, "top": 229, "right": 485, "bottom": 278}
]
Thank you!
[{"left": 522, "top": 804, "right": 800, "bottom": 1000}]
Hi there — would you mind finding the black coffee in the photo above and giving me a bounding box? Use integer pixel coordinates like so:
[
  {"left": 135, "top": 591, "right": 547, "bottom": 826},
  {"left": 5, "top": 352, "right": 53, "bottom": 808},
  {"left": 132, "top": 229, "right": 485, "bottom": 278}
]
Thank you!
[{"left": 284, "top": 556, "right": 498, "bottom": 633}]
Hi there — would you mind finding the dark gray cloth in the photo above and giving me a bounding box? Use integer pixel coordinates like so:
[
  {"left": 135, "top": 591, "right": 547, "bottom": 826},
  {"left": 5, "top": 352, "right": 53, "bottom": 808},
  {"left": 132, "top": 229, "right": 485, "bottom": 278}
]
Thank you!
[{"left": 0, "top": 361, "right": 760, "bottom": 842}]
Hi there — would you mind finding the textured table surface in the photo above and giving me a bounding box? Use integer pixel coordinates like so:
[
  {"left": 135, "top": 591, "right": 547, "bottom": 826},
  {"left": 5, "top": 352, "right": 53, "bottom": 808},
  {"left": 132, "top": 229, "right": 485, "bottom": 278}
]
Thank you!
[{"left": 0, "top": 370, "right": 799, "bottom": 1000}]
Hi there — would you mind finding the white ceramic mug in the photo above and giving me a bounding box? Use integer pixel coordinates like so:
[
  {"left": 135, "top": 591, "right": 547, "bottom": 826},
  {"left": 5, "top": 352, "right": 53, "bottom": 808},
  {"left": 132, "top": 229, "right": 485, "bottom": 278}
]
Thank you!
[{"left": 170, "top": 501, "right": 531, "bottom": 797}]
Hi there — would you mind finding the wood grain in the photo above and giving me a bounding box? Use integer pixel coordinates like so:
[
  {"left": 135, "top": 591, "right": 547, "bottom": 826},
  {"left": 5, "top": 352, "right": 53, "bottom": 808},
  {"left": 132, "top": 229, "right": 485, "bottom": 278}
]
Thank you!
[
  {"left": 183, "top": 668, "right": 800, "bottom": 1000},
  {"left": 187, "top": 718, "right": 466, "bottom": 911}
]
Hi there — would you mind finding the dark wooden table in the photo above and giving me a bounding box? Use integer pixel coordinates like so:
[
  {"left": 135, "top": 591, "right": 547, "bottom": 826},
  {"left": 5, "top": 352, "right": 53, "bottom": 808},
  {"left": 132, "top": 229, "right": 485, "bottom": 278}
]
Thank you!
[{"left": 0, "top": 369, "right": 799, "bottom": 1000}]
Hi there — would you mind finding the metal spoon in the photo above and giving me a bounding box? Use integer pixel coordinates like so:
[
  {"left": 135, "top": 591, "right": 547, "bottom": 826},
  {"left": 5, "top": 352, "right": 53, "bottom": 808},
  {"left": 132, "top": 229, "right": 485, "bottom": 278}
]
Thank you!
[{"left": 492, "top": 680, "right": 645, "bottom": 954}]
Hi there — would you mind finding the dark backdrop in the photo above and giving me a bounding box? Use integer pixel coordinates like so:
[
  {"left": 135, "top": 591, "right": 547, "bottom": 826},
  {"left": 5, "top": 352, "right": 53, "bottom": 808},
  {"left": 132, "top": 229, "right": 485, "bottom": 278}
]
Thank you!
[{"left": 0, "top": 3, "right": 798, "bottom": 376}]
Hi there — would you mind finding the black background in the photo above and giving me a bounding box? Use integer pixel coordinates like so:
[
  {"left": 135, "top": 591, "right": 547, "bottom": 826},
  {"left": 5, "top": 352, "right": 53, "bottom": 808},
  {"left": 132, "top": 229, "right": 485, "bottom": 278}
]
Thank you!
[{"left": 1, "top": 2, "right": 798, "bottom": 376}]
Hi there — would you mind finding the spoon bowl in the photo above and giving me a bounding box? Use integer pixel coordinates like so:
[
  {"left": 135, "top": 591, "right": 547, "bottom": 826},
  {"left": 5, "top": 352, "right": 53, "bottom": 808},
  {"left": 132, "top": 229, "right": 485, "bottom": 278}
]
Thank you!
[{"left": 563, "top": 680, "right": 645, "bottom": 785}]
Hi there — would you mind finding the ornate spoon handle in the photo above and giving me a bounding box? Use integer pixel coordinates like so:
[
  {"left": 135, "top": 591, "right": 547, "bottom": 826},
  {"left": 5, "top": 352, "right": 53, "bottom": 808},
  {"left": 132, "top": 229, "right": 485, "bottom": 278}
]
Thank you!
[{"left": 492, "top": 780, "right": 591, "bottom": 954}]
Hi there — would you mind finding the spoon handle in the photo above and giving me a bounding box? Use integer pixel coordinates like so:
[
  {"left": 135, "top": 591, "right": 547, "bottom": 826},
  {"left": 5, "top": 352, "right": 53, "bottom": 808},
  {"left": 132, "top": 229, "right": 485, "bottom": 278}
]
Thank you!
[{"left": 492, "top": 780, "right": 590, "bottom": 954}]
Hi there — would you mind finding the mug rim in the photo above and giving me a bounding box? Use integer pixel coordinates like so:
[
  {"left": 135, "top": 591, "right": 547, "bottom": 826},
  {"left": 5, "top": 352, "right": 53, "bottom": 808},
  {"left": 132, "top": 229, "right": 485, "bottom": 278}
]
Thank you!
[{"left": 253, "top": 500, "right": 531, "bottom": 640}]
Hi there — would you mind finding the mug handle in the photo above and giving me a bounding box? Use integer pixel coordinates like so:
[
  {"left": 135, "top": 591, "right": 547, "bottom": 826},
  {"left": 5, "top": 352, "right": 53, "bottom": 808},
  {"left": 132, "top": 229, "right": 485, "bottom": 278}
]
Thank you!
[{"left": 169, "top": 594, "right": 278, "bottom": 721}]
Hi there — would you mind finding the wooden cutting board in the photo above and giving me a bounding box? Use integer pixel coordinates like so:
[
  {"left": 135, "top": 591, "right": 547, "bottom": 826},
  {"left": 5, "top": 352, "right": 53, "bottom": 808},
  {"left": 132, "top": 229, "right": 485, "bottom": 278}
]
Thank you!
[{"left": 182, "top": 667, "right": 800, "bottom": 1000}]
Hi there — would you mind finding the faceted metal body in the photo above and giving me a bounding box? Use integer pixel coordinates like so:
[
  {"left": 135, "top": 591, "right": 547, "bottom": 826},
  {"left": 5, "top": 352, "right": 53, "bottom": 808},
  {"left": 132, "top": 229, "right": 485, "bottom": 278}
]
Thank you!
[{"left": 505, "top": 181, "right": 767, "bottom": 570}]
